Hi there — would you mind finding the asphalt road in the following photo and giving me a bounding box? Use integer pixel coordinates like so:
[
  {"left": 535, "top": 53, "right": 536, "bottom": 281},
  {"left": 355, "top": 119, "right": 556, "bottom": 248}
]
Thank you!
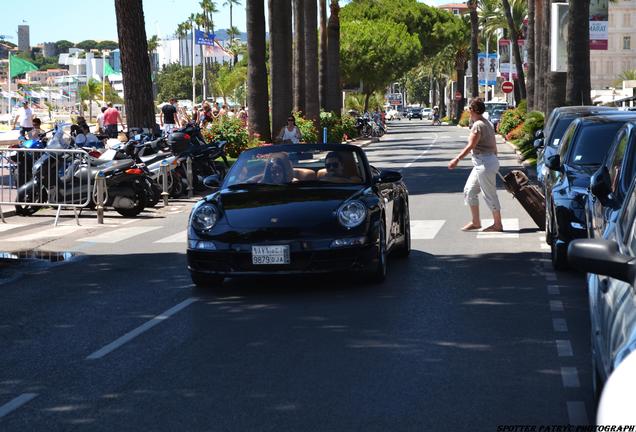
[{"left": 0, "top": 119, "right": 593, "bottom": 431}]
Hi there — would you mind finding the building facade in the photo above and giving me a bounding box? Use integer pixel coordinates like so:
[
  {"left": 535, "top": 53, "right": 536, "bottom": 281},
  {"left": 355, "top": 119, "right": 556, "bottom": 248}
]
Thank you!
[
  {"left": 591, "top": 0, "right": 636, "bottom": 89},
  {"left": 437, "top": 3, "right": 469, "bottom": 16},
  {"left": 17, "top": 25, "right": 29, "bottom": 52}
]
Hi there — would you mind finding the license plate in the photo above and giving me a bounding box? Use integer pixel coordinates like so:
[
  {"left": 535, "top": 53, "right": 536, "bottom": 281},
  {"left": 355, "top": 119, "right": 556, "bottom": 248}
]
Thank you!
[{"left": 251, "top": 245, "right": 290, "bottom": 265}]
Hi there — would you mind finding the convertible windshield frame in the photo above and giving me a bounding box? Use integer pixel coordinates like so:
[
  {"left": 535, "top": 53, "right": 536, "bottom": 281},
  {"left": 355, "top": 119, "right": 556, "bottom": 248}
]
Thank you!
[{"left": 222, "top": 143, "right": 372, "bottom": 188}]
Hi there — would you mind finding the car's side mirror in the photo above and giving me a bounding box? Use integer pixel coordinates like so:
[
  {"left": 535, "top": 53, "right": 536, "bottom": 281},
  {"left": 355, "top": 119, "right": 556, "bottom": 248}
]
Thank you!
[
  {"left": 546, "top": 154, "right": 562, "bottom": 171},
  {"left": 535, "top": 129, "right": 544, "bottom": 139},
  {"left": 590, "top": 167, "right": 612, "bottom": 202},
  {"left": 203, "top": 175, "right": 221, "bottom": 189},
  {"left": 374, "top": 170, "right": 402, "bottom": 183},
  {"left": 568, "top": 239, "right": 635, "bottom": 283},
  {"left": 533, "top": 138, "right": 545, "bottom": 149}
]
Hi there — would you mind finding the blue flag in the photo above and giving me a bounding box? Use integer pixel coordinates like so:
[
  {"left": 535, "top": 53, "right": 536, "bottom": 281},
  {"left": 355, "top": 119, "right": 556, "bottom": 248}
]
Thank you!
[{"left": 195, "top": 29, "right": 215, "bottom": 46}]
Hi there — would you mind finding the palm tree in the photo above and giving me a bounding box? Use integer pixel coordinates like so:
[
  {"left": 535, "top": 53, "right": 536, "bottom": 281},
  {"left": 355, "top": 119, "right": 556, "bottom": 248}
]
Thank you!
[
  {"left": 226, "top": 26, "right": 242, "bottom": 66},
  {"left": 304, "top": 0, "right": 320, "bottom": 129},
  {"left": 79, "top": 78, "right": 101, "bottom": 121},
  {"left": 566, "top": 0, "right": 592, "bottom": 105},
  {"left": 223, "top": 0, "right": 242, "bottom": 38},
  {"left": 269, "top": 0, "right": 293, "bottom": 137},
  {"left": 293, "top": 0, "right": 305, "bottom": 113},
  {"left": 246, "top": 0, "right": 271, "bottom": 141},
  {"left": 613, "top": 70, "right": 636, "bottom": 87},
  {"left": 468, "top": 0, "right": 479, "bottom": 97},
  {"left": 526, "top": 0, "right": 535, "bottom": 110},
  {"left": 326, "top": 0, "right": 341, "bottom": 114},
  {"left": 114, "top": 0, "right": 156, "bottom": 129},
  {"left": 534, "top": 0, "right": 544, "bottom": 110},
  {"left": 319, "top": 0, "right": 328, "bottom": 110},
  {"left": 200, "top": 0, "right": 218, "bottom": 33},
  {"left": 501, "top": 0, "right": 526, "bottom": 101},
  {"left": 147, "top": 35, "right": 160, "bottom": 99}
]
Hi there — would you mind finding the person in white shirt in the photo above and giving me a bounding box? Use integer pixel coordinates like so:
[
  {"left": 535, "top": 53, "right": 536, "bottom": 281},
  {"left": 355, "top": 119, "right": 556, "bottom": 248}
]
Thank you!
[
  {"left": 13, "top": 101, "right": 34, "bottom": 138},
  {"left": 96, "top": 106, "right": 107, "bottom": 134},
  {"left": 276, "top": 116, "right": 302, "bottom": 144}
]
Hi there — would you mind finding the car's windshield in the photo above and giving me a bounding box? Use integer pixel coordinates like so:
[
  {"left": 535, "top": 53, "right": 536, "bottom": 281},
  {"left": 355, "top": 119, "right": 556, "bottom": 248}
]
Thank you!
[
  {"left": 569, "top": 123, "right": 625, "bottom": 166},
  {"left": 548, "top": 117, "right": 577, "bottom": 148},
  {"left": 485, "top": 103, "right": 507, "bottom": 115},
  {"left": 224, "top": 146, "right": 367, "bottom": 187}
]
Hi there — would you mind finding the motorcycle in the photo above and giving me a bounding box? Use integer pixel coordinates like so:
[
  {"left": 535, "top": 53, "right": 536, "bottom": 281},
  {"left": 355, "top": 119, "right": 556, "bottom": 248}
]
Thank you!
[{"left": 15, "top": 125, "right": 152, "bottom": 217}]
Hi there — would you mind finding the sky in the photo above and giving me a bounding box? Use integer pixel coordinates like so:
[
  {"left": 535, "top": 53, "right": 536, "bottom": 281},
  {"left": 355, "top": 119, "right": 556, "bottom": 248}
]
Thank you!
[{"left": 1, "top": 0, "right": 448, "bottom": 46}]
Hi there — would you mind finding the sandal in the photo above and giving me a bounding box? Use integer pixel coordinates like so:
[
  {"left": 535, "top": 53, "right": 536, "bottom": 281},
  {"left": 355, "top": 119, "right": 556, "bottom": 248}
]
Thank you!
[{"left": 482, "top": 225, "right": 504, "bottom": 232}]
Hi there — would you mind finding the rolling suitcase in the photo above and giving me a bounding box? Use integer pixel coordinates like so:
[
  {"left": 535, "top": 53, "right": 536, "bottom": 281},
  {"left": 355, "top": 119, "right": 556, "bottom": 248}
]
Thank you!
[{"left": 498, "top": 170, "right": 546, "bottom": 230}]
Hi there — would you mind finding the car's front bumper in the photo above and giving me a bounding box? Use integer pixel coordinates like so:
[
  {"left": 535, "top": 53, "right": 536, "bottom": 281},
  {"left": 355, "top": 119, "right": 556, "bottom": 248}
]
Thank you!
[{"left": 187, "top": 242, "right": 379, "bottom": 276}]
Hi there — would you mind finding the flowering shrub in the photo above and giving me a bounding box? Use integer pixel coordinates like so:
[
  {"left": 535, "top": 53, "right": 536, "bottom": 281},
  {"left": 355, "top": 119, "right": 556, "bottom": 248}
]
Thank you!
[
  {"left": 505, "top": 122, "right": 525, "bottom": 141},
  {"left": 293, "top": 112, "right": 318, "bottom": 143},
  {"left": 320, "top": 111, "right": 359, "bottom": 143},
  {"left": 200, "top": 117, "right": 251, "bottom": 158}
]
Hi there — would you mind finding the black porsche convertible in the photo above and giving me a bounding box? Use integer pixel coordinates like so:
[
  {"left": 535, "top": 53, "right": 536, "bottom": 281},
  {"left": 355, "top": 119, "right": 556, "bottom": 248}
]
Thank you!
[{"left": 187, "top": 143, "right": 410, "bottom": 287}]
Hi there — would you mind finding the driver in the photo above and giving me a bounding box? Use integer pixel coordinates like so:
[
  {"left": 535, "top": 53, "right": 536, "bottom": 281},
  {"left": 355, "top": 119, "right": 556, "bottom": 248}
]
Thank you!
[{"left": 321, "top": 151, "right": 360, "bottom": 183}]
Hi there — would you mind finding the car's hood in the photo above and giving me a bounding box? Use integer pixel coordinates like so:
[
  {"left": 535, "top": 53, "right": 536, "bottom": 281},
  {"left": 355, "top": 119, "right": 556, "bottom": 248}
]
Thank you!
[
  {"left": 565, "top": 165, "right": 598, "bottom": 190},
  {"left": 219, "top": 185, "right": 364, "bottom": 229}
]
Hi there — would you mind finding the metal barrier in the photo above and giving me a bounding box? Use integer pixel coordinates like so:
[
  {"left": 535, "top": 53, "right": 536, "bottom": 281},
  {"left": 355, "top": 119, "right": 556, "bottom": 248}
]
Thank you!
[{"left": 0, "top": 147, "right": 96, "bottom": 226}]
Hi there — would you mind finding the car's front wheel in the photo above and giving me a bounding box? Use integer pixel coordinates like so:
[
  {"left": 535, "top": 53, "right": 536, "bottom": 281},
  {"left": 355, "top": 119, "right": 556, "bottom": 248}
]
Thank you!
[
  {"left": 365, "top": 223, "right": 387, "bottom": 283},
  {"left": 191, "top": 271, "right": 224, "bottom": 288},
  {"left": 395, "top": 203, "right": 410, "bottom": 258}
]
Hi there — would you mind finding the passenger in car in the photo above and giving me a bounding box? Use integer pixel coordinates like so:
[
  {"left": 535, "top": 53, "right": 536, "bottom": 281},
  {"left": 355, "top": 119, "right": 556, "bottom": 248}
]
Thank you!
[{"left": 262, "top": 153, "right": 295, "bottom": 184}]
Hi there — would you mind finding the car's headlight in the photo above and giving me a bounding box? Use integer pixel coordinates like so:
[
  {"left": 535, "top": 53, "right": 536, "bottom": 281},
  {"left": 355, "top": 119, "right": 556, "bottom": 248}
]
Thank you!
[
  {"left": 192, "top": 204, "right": 219, "bottom": 231},
  {"left": 337, "top": 200, "right": 367, "bottom": 229}
]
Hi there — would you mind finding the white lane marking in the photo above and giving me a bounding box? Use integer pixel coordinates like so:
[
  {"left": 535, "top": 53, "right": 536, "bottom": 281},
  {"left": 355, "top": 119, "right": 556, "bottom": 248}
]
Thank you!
[
  {"left": 0, "top": 393, "right": 38, "bottom": 418},
  {"left": 550, "top": 300, "right": 564, "bottom": 312},
  {"left": 476, "top": 218, "right": 519, "bottom": 239},
  {"left": 547, "top": 285, "right": 561, "bottom": 295},
  {"left": 86, "top": 297, "right": 198, "bottom": 360},
  {"left": 540, "top": 243, "right": 550, "bottom": 250},
  {"left": 561, "top": 367, "right": 580, "bottom": 388},
  {"left": 402, "top": 133, "right": 438, "bottom": 169},
  {"left": 77, "top": 226, "right": 161, "bottom": 243},
  {"left": 0, "top": 223, "right": 26, "bottom": 233},
  {"left": 3, "top": 225, "right": 92, "bottom": 242},
  {"left": 556, "top": 339, "right": 573, "bottom": 357},
  {"left": 567, "top": 401, "right": 588, "bottom": 424},
  {"left": 155, "top": 230, "right": 187, "bottom": 244},
  {"left": 410, "top": 220, "right": 445, "bottom": 240},
  {"left": 553, "top": 318, "right": 568, "bottom": 332}
]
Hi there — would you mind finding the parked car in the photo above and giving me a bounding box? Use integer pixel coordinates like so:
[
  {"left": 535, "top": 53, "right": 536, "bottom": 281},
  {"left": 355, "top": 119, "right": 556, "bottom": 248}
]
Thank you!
[
  {"left": 187, "top": 143, "right": 411, "bottom": 288},
  {"left": 421, "top": 107, "right": 432, "bottom": 120},
  {"left": 535, "top": 106, "right": 619, "bottom": 185},
  {"left": 586, "top": 120, "right": 636, "bottom": 240},
  {"left": 544, "top": 114, "right": 636, "bottom": 270},
  {"left": 406, "top": 108, "right": 423, "bottom": 120},
  {"left": 489, "top": 108, "right": 505, "bottom": 131},
  {"left": 596, "top": 349, "right": 636, "bottom": 423},
  {"left": 568, "top": 176, "right": 636, "bottom": 402}
]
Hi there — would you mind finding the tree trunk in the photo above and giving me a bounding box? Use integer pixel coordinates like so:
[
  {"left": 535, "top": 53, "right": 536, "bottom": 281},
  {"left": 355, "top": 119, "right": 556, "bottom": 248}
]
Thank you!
[
  {"left": 547, "top": 72, "right": 567, "bottom": 115},
  {"left": 319, "top": 0, "right": 328, "bottom": 110},
  {"left": 269, "top": 0, "right": 294, "bottom": 139},
  {"left": 566, "top": 0, "right": 592, "bottom": 105},
  {"left": 326, "top": 0, "right": 341, "bottom": 114},
  {"left": 502, "top": 0, "right": 527, "bottom": 101},
  {"left": 468, "top": 0, "right": 479, "bottom": 97},
  {"left": 527, "top": 0, "right": 535, "bottom": 110},
  {"left": 438, "top": 78, "right": 446, "bottom": 118},
  {"left": 534, "top": 0, "right": 543, "bottom": 110},
  {"left": 293, "top": 0, "right": 306, "bottom": 113},
  {"left": 541, "top": 0, "right": 551, "bottom": 112},
  {"left": 304, "top": 0, "right": 320, "bottom": 130},
  {"left": 456, "top": 68, "right": 465, "bottom": 121},
  {"left": 114, "top": 0, "right": 156, "bottom": 130},
  {"left": 363, "top": 92, "right": 370, "bottom": 113},
  {"left": 247, "top": 0, "right": 272, "bottom": 141}
]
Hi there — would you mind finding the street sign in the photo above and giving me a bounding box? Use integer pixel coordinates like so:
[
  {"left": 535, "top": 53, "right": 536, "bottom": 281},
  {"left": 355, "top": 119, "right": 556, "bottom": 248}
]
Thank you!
[
  {"left": 502, "top": 81, "right": 514, "bottom": 93},
  {"left": 195, "top": 29, "right": 215, "bottom": 46},
  {"left": 454, "top": 91, "right": 462, "bottom": 101}
]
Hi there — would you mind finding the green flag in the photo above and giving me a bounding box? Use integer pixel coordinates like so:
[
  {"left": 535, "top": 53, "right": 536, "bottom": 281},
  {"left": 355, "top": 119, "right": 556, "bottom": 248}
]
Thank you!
[
  {"left": 9, "top": 54, "right": 38, "bottom": 78},
  {"left": 104, "top": 62, "right": 117, "bottom": 77}
]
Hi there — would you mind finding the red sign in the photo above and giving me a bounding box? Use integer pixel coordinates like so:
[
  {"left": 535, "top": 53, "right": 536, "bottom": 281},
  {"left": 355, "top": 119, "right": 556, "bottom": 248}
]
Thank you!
[
  {"left": 502, "top": 81, "right": 514, "bottom": 94},
  {"left": 454, "top": 91, "right": 462, "bottom": 101}
]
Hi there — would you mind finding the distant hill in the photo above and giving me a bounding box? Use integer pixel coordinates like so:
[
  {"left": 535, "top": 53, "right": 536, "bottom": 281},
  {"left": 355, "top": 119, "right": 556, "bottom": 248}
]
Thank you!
[{"left": 213, "top": 29, "right": 247, "bottom": 43}]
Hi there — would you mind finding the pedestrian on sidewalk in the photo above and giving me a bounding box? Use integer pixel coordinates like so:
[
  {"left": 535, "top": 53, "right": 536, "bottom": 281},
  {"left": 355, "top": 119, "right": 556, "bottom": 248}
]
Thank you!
[
  {"left": 447, "top": 98, "right": 503, "bottom": 232},
  {"left": 160, "top": 98, "right": 180, "bottom": 135},
  {"left": 13, "top": 101, "right": 34, "bottom": 138},
  {"left": 96, "top": 106, "right": 107, "bottom": 134},
  {"left": 103, "top": 102, "right": 125, "bottom": 138}
]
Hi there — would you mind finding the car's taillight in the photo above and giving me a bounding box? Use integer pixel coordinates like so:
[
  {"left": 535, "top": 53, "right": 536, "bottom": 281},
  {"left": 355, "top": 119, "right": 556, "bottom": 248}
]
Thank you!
[{"left": 125, "top": 168, "right": 144, "bottom": 175}]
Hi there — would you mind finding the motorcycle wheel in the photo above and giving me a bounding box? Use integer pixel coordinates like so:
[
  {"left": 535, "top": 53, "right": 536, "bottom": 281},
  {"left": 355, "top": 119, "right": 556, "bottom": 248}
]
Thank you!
[
  {"left": 169, "top": 171, "right": 185, "bottom": 198},
  {"left": 114, "top": 188, "right": 147, "bottom": 218},
  {"left": 15, "top": 187, "right": 46, "bottom": 216}
]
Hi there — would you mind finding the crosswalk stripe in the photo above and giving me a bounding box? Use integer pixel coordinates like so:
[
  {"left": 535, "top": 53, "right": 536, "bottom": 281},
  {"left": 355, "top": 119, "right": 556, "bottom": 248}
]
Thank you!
[
  {"left": 155, "top": 230, "right": 187, "bottom": 244},
  {"left": 410, "top": 220, "right": 445, "bottom": 240},
  {"left": 476, "top": 218, "right": 519, "bottom": 239},
  {"left": 77, "top": 226, "right": 161, "bottom": 243},
  {"left": 4, "top": 225, "right": 92, "bottom": 242}
]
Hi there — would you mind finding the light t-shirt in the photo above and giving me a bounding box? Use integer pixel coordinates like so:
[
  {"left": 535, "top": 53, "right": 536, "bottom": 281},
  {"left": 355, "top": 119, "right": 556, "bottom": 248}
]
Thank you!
[
  {"left": 16, "top": 107, "right": 33, "bottom": 128},
  {"left": 471, "top": 119, "right": 497, "bottom": 154}
]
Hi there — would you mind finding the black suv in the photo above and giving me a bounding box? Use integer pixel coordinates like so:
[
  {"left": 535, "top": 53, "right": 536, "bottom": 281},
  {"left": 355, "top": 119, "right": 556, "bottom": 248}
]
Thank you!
[
  {"left": 535, "top": 106, "right": 619, "bottom": 186},
  {"left": 406, "top": 108, "right": 423, "bottom": 120},
  {"left": 586, "top": 120, "right": 636, "bottom": 240},
  {"left": 544, "top": 114, "right": 636, "bottom": 270}
]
